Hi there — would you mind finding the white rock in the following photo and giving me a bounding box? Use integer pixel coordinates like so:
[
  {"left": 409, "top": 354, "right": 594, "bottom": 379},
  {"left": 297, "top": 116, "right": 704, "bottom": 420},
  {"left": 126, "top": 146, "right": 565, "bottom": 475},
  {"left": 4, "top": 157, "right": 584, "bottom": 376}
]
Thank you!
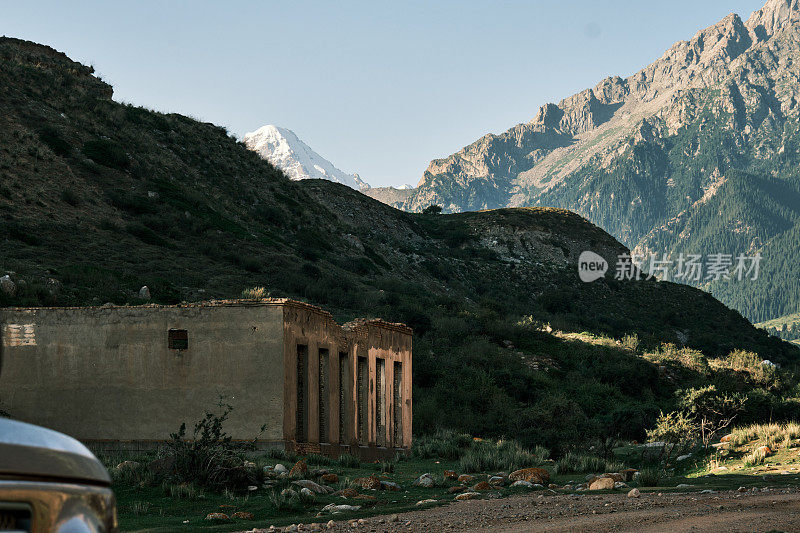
[
  {"left": 676, "top": 454, "right": 692, "bottom": 462},
  {"left": 300, "top": 487, "right": 314, "bottom": 498},
  {"left": 511, "top": 480, "right": 533, "bottom": 489},
  {"left": 274, "top": 463, "right": 288, "bottom": 474},
  {"left": 138, "top": 285, "right": 150, "bottom": 299},
  {"left": 322, "top": 503, "right": 361, "bottom": 513},
  {"left": 415, "top": 499, "right": 437, "bottom": 506},
  {"left": 628, "top": 488, "right": 641, "bottom": 498}
]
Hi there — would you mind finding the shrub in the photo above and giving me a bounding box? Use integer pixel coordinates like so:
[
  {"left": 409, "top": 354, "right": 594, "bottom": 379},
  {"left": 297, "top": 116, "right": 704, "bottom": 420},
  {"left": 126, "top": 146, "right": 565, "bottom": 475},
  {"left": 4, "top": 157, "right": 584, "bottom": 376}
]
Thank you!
[
  {"left": 166, "top": 401, "right": 259, "bottom": 490},
  {"left": 60, "top": 189, "right": 81, "bottom": 206},
  {"left": 38, "top": 126, "right": 71, "bottom": 156},
  {"left": 336, "top": 453, "right": 361, "bottom": 469},
  {"left": 621, "top": 333, "right": 640, "bottom": 352},
  {"left": 242, "top": 287, "right": 269, "bottom": 299},
  {"left": 636, "top": 467, "right": 662, "bottom": 487},
  {"left": 743, "top": 446, "right": 770, "bottom": 467},
  {"left": 458, "top": 439, "right": 549, "bottom": 473},
  {"left": 412, "top": 429, "right": 472, "bottom": 460},
  {"left": 555, "top": 452, "right": 611, "bottom": 474},
  {"left": 82, "top": 139, "right": 129, "bottom": 170}
]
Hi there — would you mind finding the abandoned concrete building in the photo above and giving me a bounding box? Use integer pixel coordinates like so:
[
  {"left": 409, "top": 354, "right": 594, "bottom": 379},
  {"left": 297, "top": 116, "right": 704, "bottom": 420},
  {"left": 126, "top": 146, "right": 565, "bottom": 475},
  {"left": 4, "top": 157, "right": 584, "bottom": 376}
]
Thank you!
[{"left": 0, "top": 299, "right": 412, "bottom": 459}]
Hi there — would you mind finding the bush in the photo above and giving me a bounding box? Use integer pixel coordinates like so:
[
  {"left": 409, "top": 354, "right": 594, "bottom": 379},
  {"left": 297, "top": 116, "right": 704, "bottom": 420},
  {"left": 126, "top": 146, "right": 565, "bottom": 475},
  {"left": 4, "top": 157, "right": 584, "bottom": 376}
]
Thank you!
[
  {"left": 336, "top": 453, "right": 361, "bottom": 468},
  {"left": 166, "top": 402, "right": 260, "bottom": 490},
  {"left": 636, "top": 467, "right": 662, "bottom": 487},
  {"left": 554, "top": 452, "right": 614, "bottom": 474},
  {"left": 82, "top": 139, "right": 129, "bottom": 170},
  {"left": 38, "top": 126, "right": 71, "bottom": 156},
  {"left": 458, "top": 439, "right": 549, "bottom": 473},
  {"left": 412, "top": 429, "right": 472, "bottom": 460}
]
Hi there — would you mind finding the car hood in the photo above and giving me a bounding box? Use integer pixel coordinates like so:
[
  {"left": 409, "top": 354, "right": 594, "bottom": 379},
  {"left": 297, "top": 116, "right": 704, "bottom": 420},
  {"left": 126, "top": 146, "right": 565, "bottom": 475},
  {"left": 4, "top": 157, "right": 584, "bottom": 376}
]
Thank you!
[{"left": 0, "top": 418, "right": 110, "bottom": 485}]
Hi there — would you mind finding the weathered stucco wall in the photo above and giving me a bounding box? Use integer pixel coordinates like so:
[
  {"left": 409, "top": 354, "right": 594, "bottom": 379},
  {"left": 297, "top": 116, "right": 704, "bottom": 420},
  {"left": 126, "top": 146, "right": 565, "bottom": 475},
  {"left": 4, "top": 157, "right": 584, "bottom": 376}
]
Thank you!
[{"left": 0, "top": 302, "right": 285, "bottom": 443}]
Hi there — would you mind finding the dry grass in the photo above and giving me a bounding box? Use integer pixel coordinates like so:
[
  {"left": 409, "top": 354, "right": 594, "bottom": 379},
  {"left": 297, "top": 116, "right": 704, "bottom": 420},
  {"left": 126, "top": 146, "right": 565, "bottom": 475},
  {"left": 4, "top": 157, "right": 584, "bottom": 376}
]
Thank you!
[{"left": 729, "top": 422, "right": 800, "bottom": 448}]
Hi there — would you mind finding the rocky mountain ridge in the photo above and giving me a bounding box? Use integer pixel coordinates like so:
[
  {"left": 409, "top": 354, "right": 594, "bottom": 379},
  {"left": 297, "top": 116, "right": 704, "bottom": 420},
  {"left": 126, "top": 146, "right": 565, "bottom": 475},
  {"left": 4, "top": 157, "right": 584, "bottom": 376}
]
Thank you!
[{"left": 366, "top": 0, "right": 800, "bottom": 322}]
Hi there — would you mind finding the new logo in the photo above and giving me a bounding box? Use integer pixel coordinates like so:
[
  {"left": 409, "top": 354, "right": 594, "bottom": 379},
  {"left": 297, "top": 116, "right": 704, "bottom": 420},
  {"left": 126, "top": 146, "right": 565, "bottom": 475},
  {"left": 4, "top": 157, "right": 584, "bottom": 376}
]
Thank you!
[{"left": 578, "top": 251, "right": 608, "bottom": 282}]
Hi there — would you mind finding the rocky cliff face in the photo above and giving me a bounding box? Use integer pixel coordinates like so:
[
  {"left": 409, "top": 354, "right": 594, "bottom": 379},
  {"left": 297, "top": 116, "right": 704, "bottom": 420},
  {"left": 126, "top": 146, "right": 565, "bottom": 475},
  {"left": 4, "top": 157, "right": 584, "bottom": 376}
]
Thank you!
[{"left": 370, "top": 0, "right": 800, "bottom": 322}]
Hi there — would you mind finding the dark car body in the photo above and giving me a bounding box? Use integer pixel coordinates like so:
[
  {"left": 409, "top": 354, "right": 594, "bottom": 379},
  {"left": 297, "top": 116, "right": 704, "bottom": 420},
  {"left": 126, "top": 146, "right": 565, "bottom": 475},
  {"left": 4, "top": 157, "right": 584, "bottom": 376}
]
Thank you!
[{"left": 0, "top": 418, "right": 117, "bottom": 532}]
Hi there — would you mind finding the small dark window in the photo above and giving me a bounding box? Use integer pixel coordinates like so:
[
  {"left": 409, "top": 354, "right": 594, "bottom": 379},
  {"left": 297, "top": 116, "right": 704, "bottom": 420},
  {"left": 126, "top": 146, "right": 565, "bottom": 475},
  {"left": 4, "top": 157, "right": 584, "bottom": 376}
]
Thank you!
[{"left": 168, "top": 329, "right": 188, "bottom": 350}]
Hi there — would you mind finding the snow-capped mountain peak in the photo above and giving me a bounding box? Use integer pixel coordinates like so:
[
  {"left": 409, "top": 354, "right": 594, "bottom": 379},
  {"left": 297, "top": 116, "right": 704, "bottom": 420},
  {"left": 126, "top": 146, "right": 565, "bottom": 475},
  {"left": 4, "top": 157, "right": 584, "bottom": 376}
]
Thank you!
[{"left": 243, "top": 125, "right": 368, "bottom": 190}]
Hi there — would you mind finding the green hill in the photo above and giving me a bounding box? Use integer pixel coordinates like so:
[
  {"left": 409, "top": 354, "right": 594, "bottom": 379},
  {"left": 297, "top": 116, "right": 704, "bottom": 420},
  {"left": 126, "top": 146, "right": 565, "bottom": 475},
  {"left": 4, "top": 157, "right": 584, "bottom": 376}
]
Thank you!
[{"left": 0, "top": 37, "right": 797, "bottom": 451}]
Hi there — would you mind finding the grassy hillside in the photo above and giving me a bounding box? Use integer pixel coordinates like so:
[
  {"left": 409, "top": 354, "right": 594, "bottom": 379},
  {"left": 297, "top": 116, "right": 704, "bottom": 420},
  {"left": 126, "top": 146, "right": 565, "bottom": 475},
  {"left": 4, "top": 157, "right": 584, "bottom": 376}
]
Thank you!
[{"left": 1, "top": 37, "right": 798, "bottom": 451}]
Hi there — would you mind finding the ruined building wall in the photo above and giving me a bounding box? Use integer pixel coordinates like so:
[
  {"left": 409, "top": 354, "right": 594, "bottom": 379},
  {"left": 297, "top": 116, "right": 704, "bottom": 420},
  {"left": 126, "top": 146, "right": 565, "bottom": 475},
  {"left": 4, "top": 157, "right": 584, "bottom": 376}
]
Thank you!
[
  {"left": 282, "top": 304, "right": 412, "bottom": 458},
  {"left": 0, "top": 299, "right": 412, "bottom": 458},
  {"left": 0, "top": 303, "right": 285, "bottom": 443}
]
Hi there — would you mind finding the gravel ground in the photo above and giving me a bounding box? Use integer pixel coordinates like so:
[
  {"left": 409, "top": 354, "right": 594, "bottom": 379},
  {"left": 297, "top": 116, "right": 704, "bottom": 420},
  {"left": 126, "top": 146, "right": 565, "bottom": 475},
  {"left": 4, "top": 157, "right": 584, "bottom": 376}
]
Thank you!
[{"left": 306, "top": 487, "right": 800, "bottom": 532}]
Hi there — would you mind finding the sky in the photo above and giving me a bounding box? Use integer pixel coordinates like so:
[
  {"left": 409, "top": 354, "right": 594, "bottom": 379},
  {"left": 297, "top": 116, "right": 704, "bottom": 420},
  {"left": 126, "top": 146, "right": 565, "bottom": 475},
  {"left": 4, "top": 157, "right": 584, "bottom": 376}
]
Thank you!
[{"left": 3, "top": 0, "right": 768, "bottom": 188}]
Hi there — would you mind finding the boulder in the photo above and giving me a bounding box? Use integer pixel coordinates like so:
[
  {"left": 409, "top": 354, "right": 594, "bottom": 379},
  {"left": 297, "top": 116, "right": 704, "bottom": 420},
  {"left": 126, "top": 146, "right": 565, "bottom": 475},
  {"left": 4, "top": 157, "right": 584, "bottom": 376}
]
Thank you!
[
  {"left": 274, "top": 463, "right": 288, "bottom": 474},
  {"left": 138, "top": 285, "right": 151, "bottom": 299},
  {"left": 457, "top": 474, "right": 475, "bottom": 484},
  {"left": 321, "top": 473, "right": 339, "bottom": 484},
  {"left": 205, "top": 512, "right": 229, "bottom": 520},
  {"left": 292, "top": 479, "right": 333, "bottom": 495},
  {"left": 588, "top": 477, "right": 615, "bottom": 490},
  {"left": 0, "top": 275, "right": 15, "bottom": 296},
  {"left": 455, "top": 491, "right": 481, "bottom": 501},
  {"left": 289, "top": 459, "right": 308, "bottom": 477},
  {"left": 231, "top": 511, "right": 254, "bottom": 520},
  {"left": 614, "top": 481, "right": 628, "bottom": 489},
  {"left": 488, "top": 475, "right": 504, "bottom": 486},
  {"left": 322, "top": 504, "right": 361, "bottom": 514},
  {"left": 676, "top": 454, "right": 691, "bottom": 462},
  {"left": 471, "top": 481, "right": 492, "bottom": 491},
  {"left": 756, "top": 445, "right": 772, "bottom": 456},
  {"left": 300, "top": 487, "right": 315, "bottom": 499},
  {"left": 354, "top": 474, "right": 382, "bottom": 490},
  {"left": 510, "top": 480, "right": 533, "bottom": 489},
  {"left": 447, "top": 486, "right": 467, "bottom": 494},
  {"left": 415, "top": 499, "right": 437, "bottom": 506},
  {"left": 413, "top": 473, "right": 435, "bottom": 488},
  {"left": 627, "top": 488, "right": 641, "bottom": 498},
  {"left": 381, "top": 481, "right": 401, "bottom": 491},
  {"left": 509, "top": 467, "right": 550, "bottom": 485}
]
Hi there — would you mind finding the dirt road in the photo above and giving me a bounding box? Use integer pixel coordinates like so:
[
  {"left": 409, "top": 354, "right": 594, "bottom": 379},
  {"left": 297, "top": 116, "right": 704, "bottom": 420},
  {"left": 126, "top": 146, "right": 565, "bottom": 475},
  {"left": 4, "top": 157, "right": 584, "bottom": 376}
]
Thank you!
[{"left": 323, "top": 487, "right": 800, "bottom": 533}]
